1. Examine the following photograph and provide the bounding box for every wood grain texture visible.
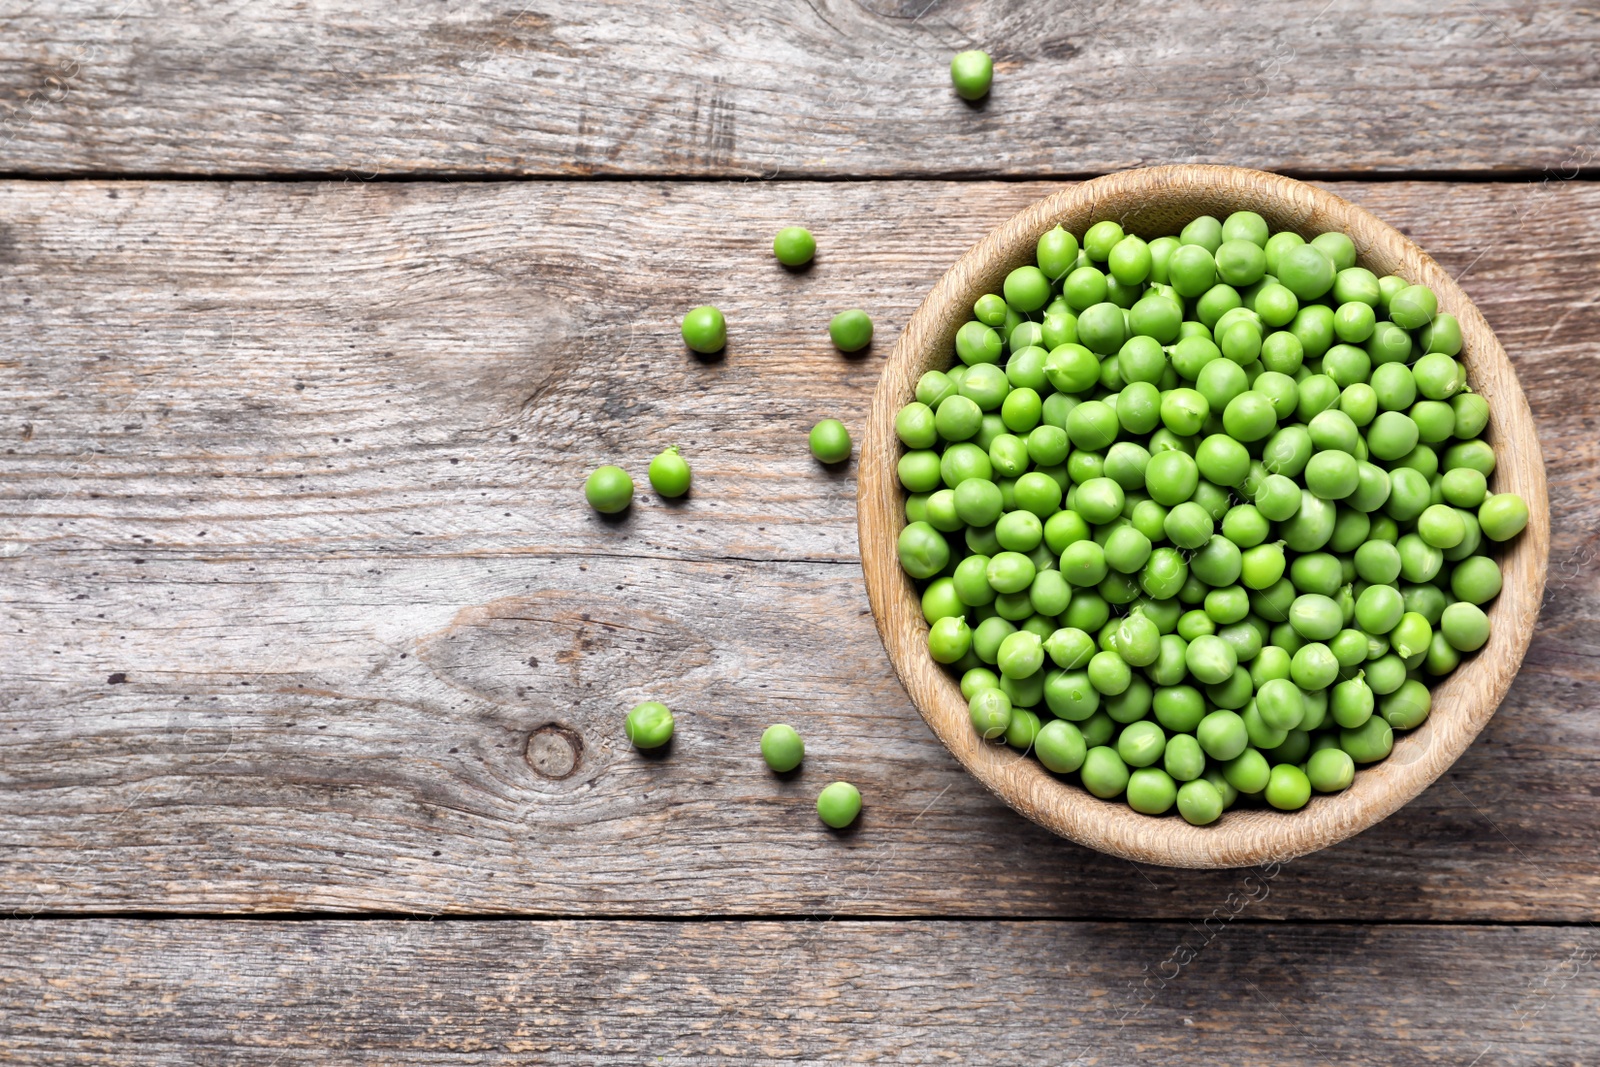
[1,1,1598,177]
[2,919,1598,1064]
[861,165,1549,868]
[1,179,1598,917]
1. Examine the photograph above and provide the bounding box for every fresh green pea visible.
[680,305,726,353]
[1451,556,1503,605]
[761,724,805,772]
[625,701,675,749]
[1087,649,1133,696]
[1081,745,1131,798]
[1307,747,1355,793]
[1380,678,1432,729]
[948,49,994,101]
[585,465,635,514]
[897,521,950,579]
[1265,764,1312,811]
[969,688,1012,740]
[1036,719,1088,773]
[1441,601,1491,652]
[1127,767,1179,814]
[817,781,863,829]
[1390,611,1433,659]
[1341,715,1393,763]
[1176,778,1224,825]
[1222,748,1271,794]
[1479,493,1529,541]
[927,615,972,663]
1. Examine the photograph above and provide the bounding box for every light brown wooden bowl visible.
[859,165,1550,869]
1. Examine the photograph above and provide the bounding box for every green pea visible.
[1341,712,1395,765]
[1265,764,1312,811]
[1290,642,1339,690]
[680,305,727,353]
[1087,649,1133,695]
[960,668,1001,702]
[997,629,1045,679]
[1306,748,1355,793]
[1192,709,1245,763]
[927,616,972,664]
[1390,611,1433,659]
[949,49,993,101]
[1223,748,1271,794]
[1412,352,1465,400]
[1117,720,1167,768]
[1109,234,1154,285]
[1168,244,1218,298]
[1256,677,1306,731]
[1389,284,1438,330]
[897,521,949,579]
[1036,719,1088,774]
[809,419,852,464]
[1322,268,1372,312]
[1452,391,1490,438]
[1162,733,1207,783]
[1031,230,1077,285]
[817,781,863,829]
[1366,321,1413,365]
[1380,678,1432,729]
[921,578,964,624]
[969,688,1012,740]
[625,701,675,749]
[1277,244,1335,301]
[1479,493,1529,541]
[1441,601,1491,652]
[1127,767,1179,814]
[585,465,635,514]
[1177,778,1225,825]
[1451,556,1503,605]
[1005,707,1043,750]
[956,321,1004,366]
[825,308,877,354]
[1331,673,1375,729]
[1371,362,1417,411]
[1081,746,1131,798]
[761,724,805,772]
[1079,711,1117,748]
[1044,669,1100,721]
[772,227,816,267]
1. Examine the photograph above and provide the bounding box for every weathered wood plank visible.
[2,920,1597,1064]
[1,179,1598,918]
[1,1,1597,177]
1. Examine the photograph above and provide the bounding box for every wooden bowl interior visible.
[859,165,1550,869]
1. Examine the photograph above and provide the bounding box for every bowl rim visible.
[857,165,1551,869]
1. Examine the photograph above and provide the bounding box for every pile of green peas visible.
[894,212,1530,825]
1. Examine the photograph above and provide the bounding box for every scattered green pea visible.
[585,465,634,514]
[680,305,726,354]
[809,419,853,464]
[829,309,874,353]
[760,723,805,773]
[625,701,674,749]
[647,446,691,498]
[950,50,993,101]
[816,781,862,829]
[772,226,816,267]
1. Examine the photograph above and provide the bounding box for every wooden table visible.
[2,3,1597,1062]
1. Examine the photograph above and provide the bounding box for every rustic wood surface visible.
[2,1,1598,178]
[2,919,1598,1065]
[861,165,1551,869]
[2,179,1596,919]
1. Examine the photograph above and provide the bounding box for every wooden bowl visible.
[859,165,1550,869]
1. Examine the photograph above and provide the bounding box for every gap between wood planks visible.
[0,168,1598,184]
